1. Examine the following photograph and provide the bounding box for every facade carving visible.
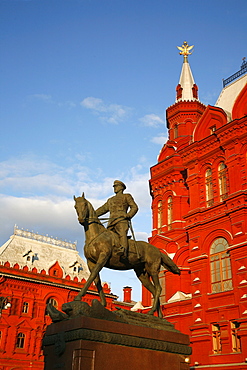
[144,54,247,368]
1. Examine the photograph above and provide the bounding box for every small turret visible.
[165,42,206,149]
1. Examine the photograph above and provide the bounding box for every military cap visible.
[113,180,126,190]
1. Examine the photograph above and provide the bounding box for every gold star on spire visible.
[177,41,194,62]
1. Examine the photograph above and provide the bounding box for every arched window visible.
[47,297,58,307]
[45,297,58,316]
[218,162,228,200]
[205,168,214,206]
[22,302,29,314]
[167,196,173,230]
[210,238,232,293]
[16,332,25,348]
[157,201,162,234]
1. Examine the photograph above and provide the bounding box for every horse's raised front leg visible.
[74,252,109,302]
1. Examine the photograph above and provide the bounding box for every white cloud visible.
[81,97,105,111]
[151,133,168,145]
[139,114,165,127]
[0,155,152,242]
[0,155,152,302]
[81,97,131,124]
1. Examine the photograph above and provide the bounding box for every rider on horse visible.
[95,180,138,259]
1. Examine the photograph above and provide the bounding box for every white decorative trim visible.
[240,280,247,285]
[193,277,200,282]
[14,225,77,250]
[238,266,246,271]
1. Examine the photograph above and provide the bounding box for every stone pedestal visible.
[43,303,191,370]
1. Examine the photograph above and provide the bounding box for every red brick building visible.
[0,226,134,370]
[144,45,247,368]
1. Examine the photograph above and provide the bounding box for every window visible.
[10,298,20,315]
[231,321,241,352]
[16,333,25,349]
[45,298,58,316]
[47,298,58,307]
[45,297,58,315]
[205,168,214,206]
[218,163,228,201]
[157,201,162,234]
[167,196,173,230]
[174,124,178,139]
[210,238,232,293]
[210,125,216,134]
[22,302,29,314]
[212,324,221,354]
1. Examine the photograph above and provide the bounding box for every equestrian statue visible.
[73,180,180,318]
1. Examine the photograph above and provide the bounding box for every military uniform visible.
[95,181,138,257]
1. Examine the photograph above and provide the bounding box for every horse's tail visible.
[161,252,180,275]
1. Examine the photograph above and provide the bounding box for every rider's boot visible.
[122,247,128,260]
[119,234,129,260]
[115,245,125,256]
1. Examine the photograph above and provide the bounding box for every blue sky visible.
[0,0,246,301]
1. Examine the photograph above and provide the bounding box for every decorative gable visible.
[193,105,227,142]
[48,261,63,278]
[158,142,176,162]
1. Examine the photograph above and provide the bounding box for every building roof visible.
[177,59,197,102]
[0,226,90,280]
[215,73,247,121]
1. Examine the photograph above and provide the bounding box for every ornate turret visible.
[164,42,206,152]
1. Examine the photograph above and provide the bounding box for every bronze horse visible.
[73,193,180,317]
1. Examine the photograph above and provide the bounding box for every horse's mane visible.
[86,199,105,228]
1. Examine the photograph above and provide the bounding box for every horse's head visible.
[74,193,88,225]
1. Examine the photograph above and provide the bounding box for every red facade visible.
[145,61,247,368]
[0,240,133,369]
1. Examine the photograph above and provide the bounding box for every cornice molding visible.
[43,327,192,356]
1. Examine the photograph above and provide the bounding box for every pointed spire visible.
[176,41,199,102]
